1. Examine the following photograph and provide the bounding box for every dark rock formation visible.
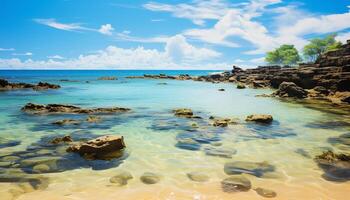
[0,79,60,91]
[50,136,73,144]
[221,175,251,192]
[21,103,131,114]
[273,82,308,98]
[173,108,194,118]
[314,150,350,181]
[224,161,275,177]
[66,135,126,160]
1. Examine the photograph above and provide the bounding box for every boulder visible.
[212,118,238,127]
[254,187,277,198]
[218,88,225,91]
[109,171,133,186]
[140,172,160,184]
[50,135,73,144]
[22,103,131,114]
[173,108,194,118]
[86,115,102,123]
[245,114,273,124]
[221,175,251,192]
[274,82,308,98]
[237,83,246,89]
[187,172,209,182]
[66,135,126,160]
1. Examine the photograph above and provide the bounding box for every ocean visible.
[0,70,349,200]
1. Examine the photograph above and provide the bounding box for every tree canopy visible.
[303,34,342,62]
[265,44,301,66]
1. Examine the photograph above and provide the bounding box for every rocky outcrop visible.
[0,79,60,91]
[66,135,125,160]
[21,103,131,114]
[273,82,308,98]
[173,108,194,118]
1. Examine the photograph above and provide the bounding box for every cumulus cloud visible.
[0,41,225,69]
[99,24,114,35]
[336,32,350,43]
[165,34,221,62]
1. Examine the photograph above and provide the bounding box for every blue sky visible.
[0,0,349,69]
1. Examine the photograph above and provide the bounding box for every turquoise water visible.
[0,70,349,200]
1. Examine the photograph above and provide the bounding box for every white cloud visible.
[98,24,114,35]
[12,52,33,56]
[336,32,350,43]
[0,41,225,69]
[34,18,115,36]
[165,34,221,62]
[144,0,230,26]
[0,48,15,51]
[47,55,65,59]
[34,18,86,31]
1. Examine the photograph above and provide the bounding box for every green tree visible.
[265,44,301,66]
[303,34,342,62]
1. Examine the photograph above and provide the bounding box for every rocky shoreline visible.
[0,79,60,91]
[126,40,350,105]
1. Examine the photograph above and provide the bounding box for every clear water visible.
[0,70,349,200]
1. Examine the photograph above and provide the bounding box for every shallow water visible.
[0,70,349,200]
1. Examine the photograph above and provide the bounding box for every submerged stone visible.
[0,138,21,148]
[314,151,350,182]
[221,175,251,192]
[140,172,160,184]
[254,187,277,198]
[50,135,73,145]
[109,171,133,186]
[32,164,51,173]
[245,114,273,124]
[175,138,201,151]
[86,115,102,123]
[187,172,209,182]
[224,161,275,177]
[52,119,80,126]
[295,148,311,158]
[204,147,236,158]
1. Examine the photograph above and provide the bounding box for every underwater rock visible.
[52,119,80,126]
[97,76,117,80]
[245,114,273,124]
[50,135,73,145]
[0,138,21,148]
[157,82,168,85]
[204,147,236,158]
[140,172,160,184]
[109,171,133,186]
[19,156,61,168]
[22,103,131,114]
[224,161,275,177]
[66,135,126,160]
[173,108,194,118]
[187,172,209,182]
[0,174,49,190]
[218,88,225,91]
[328,133,350,148]
[221,175,251,192]
[212,118,238,127]
[254,187,277,198]
[86,115,102,123]
[273,82,308,98]
[237,83,246,89]
[175,138,201,151]
[295,148,312,158]
[32,164,51,173]
[314,150,350,181]
[1,156,20,162]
